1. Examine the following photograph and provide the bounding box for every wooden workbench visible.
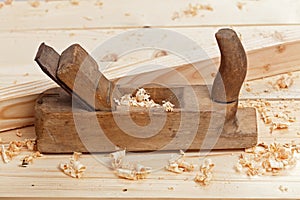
[0,0,300,199]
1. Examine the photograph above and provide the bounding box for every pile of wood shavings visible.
[270,74,294,90]
[1,139,36,163]
[110,150,152,180]
[239,99,295,133]
[194,159,215,186]
[59,152,86,178]
[236,142,299,176]
[21,151,43,167]
[114,88,174,112]
[165,156,195,174]
[165,152,215,186]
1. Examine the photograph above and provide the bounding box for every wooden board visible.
[1,25,300,132]
[35,87,257,153]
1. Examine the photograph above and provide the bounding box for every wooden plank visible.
[0,142,299,199]
[0,0,299,31]
[110,37,300,86]
[0,80,56,132]
[1,99,300,199]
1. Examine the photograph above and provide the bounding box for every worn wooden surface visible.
[35,87,257,153]
[0,0,300,199]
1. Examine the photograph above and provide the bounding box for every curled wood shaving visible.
[1,145,9,164]
[166,162,184,174]
[28,0,40,7]
[16,130,22,137]
[20,151,43,167]
[194,159,214,186]
[152,50,168,58]
[69,0,79,5]
[4,0,13,5]
[239,99,295,133]
[183,3,213,16]
[115,88,174,112]
[162,101,175,112]
[236,142,298,176]
[272,75,294,90]
[110,150,152,180]
[171,3,213,20]
[279,185,288,192]
[100,53,118,62]
[115,164,151,180]
[1,139,36,163]
[110,149,126,169]
[59,152,86,178]
[165,153,195,173]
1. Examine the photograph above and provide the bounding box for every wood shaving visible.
[166,155,195,173]
[279,185,288,192]
[162,101,175,112]
[110,149,126,169]
[69,0,79,5]
[183,3,213,16]
[239,99,295,133]
[1,145,9,164]
[16,130,22,137]
[171,12,180,20]
[95,0,103,7]
[59,152,86,178]
[152,50,168,58]
[4,0,13,5]
[28,0,40,7]
[100,53,118,62]
[236,142,298,176]
[115,88,174,112]
[115,164,151,180]
[194,159,214,186]
[20,151,43,167]
[1,139,36,163]
[110,150,152,180]
[237,2,246,10]
[172,3,213,19]
[272,75,294,90]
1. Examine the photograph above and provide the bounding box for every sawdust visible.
[270,75,294,90]
[171,3,213,20]
[236,142,299,176]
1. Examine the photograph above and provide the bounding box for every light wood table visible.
[0,0,300,199]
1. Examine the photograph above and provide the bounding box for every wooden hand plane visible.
[34,28,257,153]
